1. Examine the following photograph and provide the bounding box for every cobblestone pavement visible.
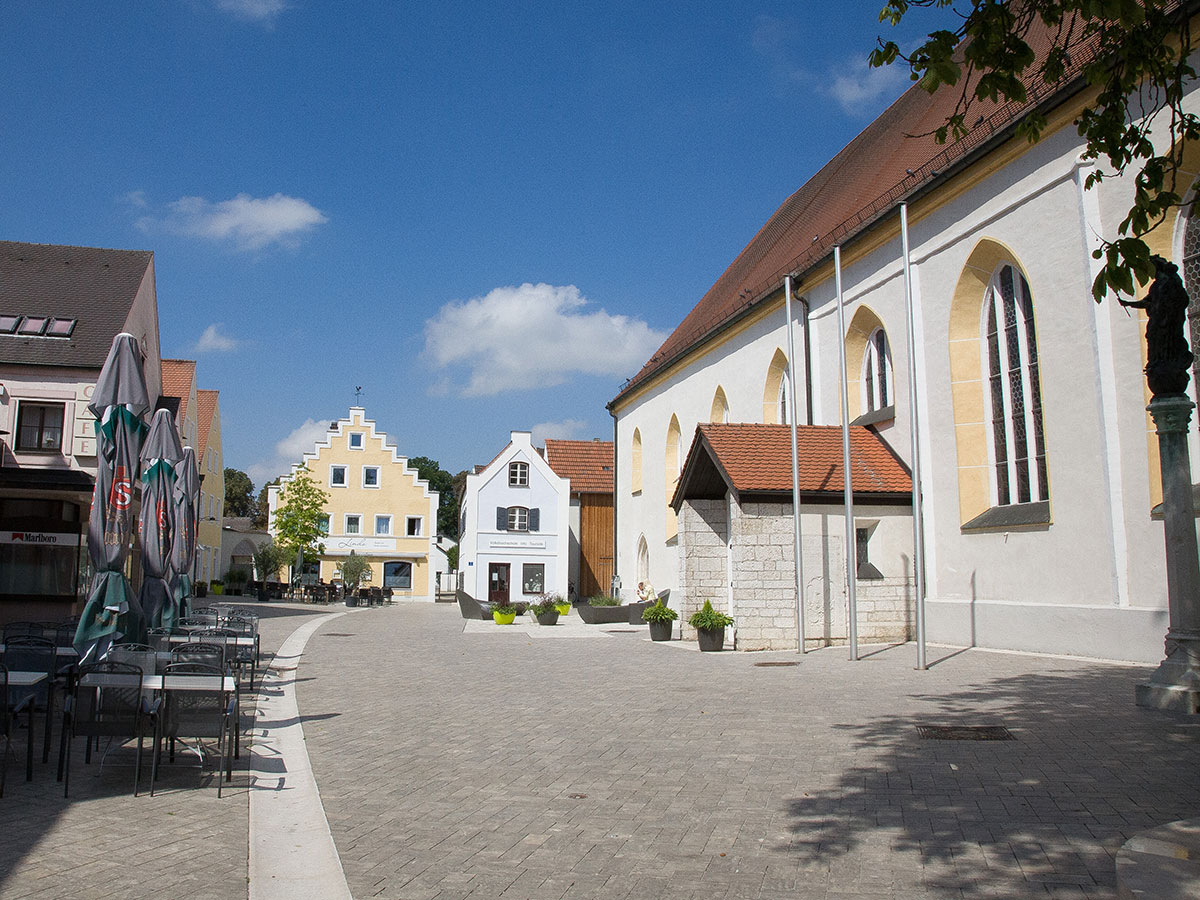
[297,604,1200,900]
[0,601,331,900]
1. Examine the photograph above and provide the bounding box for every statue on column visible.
[1120,256,1193,398]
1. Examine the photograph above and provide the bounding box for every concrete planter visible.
[535,610,560,626]
[697,626,725,652]
[648,620,673,641]
[577,603,628,625]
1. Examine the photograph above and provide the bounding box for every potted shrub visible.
[253,542,288,602]
[337,552,372,608]
[549,594,570,616]
[530,597,560,626]
[224,567,249,596]
[211,579,224,596]
[194,581,208,599]
[492,603,517,625]
[642,599,678,641]
[688,600,733,651]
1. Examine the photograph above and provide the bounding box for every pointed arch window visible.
[710,386,729,424]
[862,328,892,414]
[631,428,643,494]
[983,264,1048,506]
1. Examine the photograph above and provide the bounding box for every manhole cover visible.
[754,661,800,667]
[917,725,1015,741]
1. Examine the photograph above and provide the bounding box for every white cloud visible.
[193,323,240,354]
[245,417,334,484]
[531,419,592,447]
[138,192,327,251]
[827,60,911,116]
[215,0,288,25]
[751,15,911,117]
[423,283,668,398]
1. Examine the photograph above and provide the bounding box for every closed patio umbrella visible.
[139,409,184,630]
[74,333,151,662]
[170,446,199,620]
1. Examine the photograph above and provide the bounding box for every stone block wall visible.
[679,497,914,651]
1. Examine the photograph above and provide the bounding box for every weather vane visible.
[354,385,363,402]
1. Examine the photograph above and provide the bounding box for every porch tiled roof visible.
[544,439,614,494]
[695,424,911,496]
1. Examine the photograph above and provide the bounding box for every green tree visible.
[272,466,329,566]
[408,455,461,539]
[224,467,256,517]
[871,0,1200,299]
[336,551,372,593]
[446,544,459,572]
[253,479,277,529]
[252,541,288,582]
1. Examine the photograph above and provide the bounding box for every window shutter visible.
[528,508,540,532]
[496,507,507,530]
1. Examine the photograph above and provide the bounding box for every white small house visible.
[459,431,570,605]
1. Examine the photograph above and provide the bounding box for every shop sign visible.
[1,531,81,546]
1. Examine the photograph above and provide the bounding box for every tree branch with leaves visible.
[871,0,1200,299]
[272,465,330,566]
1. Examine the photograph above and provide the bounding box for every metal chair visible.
[147,628,173,653]
[1,636,57,781]
[0,664,10,797]
[169,642,226,673]
[62,661,153,797]
[153,663,235,797]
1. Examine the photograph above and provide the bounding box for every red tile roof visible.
[683,424,911,500]
[196,389,219,458]
[613,17,1102,405]
[544,439,614,494]
[161,359,196,419]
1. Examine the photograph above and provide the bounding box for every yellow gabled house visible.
[268,407,439,600]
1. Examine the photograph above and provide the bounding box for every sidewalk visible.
[1,602,1198,899]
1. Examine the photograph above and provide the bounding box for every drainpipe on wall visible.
[800,296,814,425]
[609,404,619,601]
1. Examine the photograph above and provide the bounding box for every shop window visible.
[16,402,64,452]
[523,563,545,594]
[384,561,412,589]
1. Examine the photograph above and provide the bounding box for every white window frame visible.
[330,465,347,488]
[405,515,423,537]
[348,432,365,450]
[980,263,1048,508]
[508,461,529,487]
[507,506,528,532]
[344,513,362,535]
[375,514,392,536]
[861,327,893,414]
[778,371,790,425]
[362,466,381,489]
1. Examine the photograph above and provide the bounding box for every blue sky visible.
[0,1,950,485]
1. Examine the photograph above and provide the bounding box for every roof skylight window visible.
[17,316,47,336]
[46,317,76,337]
[0,315,18,334]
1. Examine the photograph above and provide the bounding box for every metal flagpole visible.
[785,275,806,653]
[834,247,859,661]
[900,203,927,670]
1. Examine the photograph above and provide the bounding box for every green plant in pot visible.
[530,596,561,626]
[688,600,733,651]
[492,602,517,625]
[545,593,570,616]
[642,599,678,641]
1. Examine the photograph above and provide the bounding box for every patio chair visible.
[147,628,173,653]
[179,614,218,631]
[170,642,226,673]
[153,663,235,797]
[1,636,57,781]
[62,661,154,798]
[3,621,46,641]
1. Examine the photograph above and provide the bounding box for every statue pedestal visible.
[1138,394,1200,713]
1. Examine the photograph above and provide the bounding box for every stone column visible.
[1136,394,1200,712]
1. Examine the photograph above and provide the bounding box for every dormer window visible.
[17,316,47,336]
[509,461,528,487]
